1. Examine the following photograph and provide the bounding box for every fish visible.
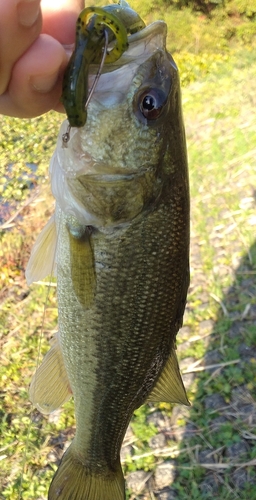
[26,5,190,500]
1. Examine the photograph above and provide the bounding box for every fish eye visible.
[138,88,167,120]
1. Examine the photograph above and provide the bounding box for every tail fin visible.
[48,443,125,500]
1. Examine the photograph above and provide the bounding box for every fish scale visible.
[56,181,189,472]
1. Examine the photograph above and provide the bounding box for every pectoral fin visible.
[68,227,96,308]
[25,213,57,285]
[147,348,190,406]
[29,333,72,415]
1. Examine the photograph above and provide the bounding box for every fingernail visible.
[63,44,75,59]
[18,0,40,27]
[31,73,59,93]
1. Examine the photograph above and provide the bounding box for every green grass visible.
[1,3,256,499]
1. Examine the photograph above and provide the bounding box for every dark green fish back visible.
[89,189,189,467]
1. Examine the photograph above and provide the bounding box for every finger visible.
[41,0,84,44]
[0,34,67,118]
[0,0,42,94]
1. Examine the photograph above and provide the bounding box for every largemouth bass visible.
[26,8,190,500]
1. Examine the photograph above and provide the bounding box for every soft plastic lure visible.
[61,4,145,129]
[62,7,128,128]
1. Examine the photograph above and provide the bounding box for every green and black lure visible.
[61,3,145,128]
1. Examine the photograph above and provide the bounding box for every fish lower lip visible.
[83,168,152,182]
[85,173,137,181]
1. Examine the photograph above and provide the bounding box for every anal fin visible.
[29,333,72,414]
[147,348,190,406]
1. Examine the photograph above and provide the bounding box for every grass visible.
[1,3,256,499]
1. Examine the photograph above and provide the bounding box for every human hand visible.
[0,0,84,118]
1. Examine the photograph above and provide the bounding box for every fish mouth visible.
[127,19,167,44]
[98,20,168,73]
[87,20,169,111]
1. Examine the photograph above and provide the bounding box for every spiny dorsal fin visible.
[147,348,190,406]
[26,213,57,285]
[29,333,72,415]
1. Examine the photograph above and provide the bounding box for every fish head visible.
[51,21,187,227]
